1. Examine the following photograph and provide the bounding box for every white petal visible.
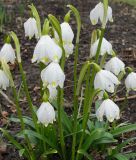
[41,62,65,88]
[105,57,125,75]
[37,102,55,126]
[47,85,57,101]
[90,38,112,57]
[90,2,113,25]
[94,70,120,94]
[32,35,62,64]
[0,70,9,90]
[24,18,39,39]
[125,72,136,91]
[0,43,16,64]
[96,99,120,122]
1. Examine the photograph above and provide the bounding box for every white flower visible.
[41,62,65,88]
[94,70,120,93]
[32,35,62,64]
[96,99,120,122]
[105,57,125,75]
[63,43,74,57]
[90,38,112,58]
[0,70,9,90]
[24,18,39,39]
[37,102,55,127]
[61,22,74,43]
[47,85,57,101]
[125,72,136,91]
[55,22,74,57]
[0,43,16,64]
[90,2,113,25]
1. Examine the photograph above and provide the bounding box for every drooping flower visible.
[96,99,120,122]
[125,72,136,91]
[90,2,113,25]
[55,22,74,57]
[0,69,9,90]
[0,43,16,64]
[94,70,120,93]
[90,38,112,58]
[105,57,125,75]
[47,85,57,101]
[37,102,56,127]
[41,62,65,88]
[24,17,39,39]
[32,35,62,64]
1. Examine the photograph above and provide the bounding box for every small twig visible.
[115,95,136,102]
[0,90,16,107]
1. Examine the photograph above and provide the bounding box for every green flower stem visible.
[68,5,81,160]
[113,71,125,100]
[18,62,38,132]
[57,45,66,160]
[12,86,24,130]
[95,28,105,63]
[100,53,107,68]
[12,83,35,160]
[76,28,105,160]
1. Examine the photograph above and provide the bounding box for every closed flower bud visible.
[41,62,65,88]
[105,57,125,75]
[96,99,120,122]
[0,43,16,64]
[24,18,39,39]
[0,69,9,90]
[90,38,112,58]
[94,70,120,93]
[32,35,62,64]
[125,72,136,91]
[90,2,113,25]
[37,102,55,127]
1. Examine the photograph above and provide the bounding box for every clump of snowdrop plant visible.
[0,1,136,160]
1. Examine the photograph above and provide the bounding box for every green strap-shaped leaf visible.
[113,153,128,160]
[21,129,58,150]
[77,149,93,160]
[125,153,136,159]
[114,137,136,153]
[0,128,23,150]
[111,124,136,136]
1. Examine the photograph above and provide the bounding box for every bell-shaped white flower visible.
[32,35,62,64]
[90,2,113,25]
[96,99,120,122]
[41,62,65,88]
[24,17,39,39]
[0,69,9,90]
[0,43,16,64]
[94,70,120,93]
[47,85,57,101]
[125,72,136,91]
[90,38,112,57]
[55,22,74,57]
[37,102,55,127]
[61,22,74,43]
[105,57,125,75]
[63,43,74,57]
